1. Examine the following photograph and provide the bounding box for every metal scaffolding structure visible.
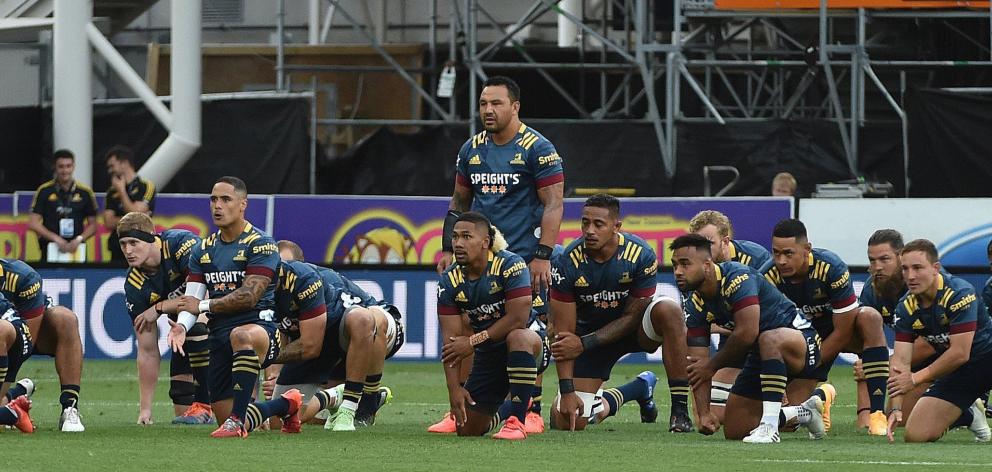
[276,0,992,195]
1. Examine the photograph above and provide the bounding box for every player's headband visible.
[117,229,156,243]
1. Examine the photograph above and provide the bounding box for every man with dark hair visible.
[29,149,98,262]
[166,176,302,438]
[437,211,546,440]
[117,211,212,425]
[432,75,564,434]
[887,239,992,442]
[0,257,87,431]
[549,195,692,433]
[672,234,825,443]
[265,245,402,431]
[763,218,888,436]
[689,209,772,422]
[104,146,157,262]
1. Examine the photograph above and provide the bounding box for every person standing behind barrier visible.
[771,172,797,197]
[28,149,98,262]
[103,146,157,263]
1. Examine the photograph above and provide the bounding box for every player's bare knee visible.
[504,327,536,351]
[651,299,683,330]
[904,425,942,443]
[228,326,254,350]
[757,330,784,358]
[346,308,375,341]
[48,306,79,335]
[856,307,886,342]
[723,422,749,440]
[0,320,14,348]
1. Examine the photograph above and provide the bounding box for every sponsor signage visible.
[799,198,992,268]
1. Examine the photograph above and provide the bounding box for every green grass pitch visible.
[4,359,991,471]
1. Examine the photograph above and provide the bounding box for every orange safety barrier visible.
[715,1,990,9]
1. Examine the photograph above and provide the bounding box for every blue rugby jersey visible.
[0,259,47,320]
[983,276,992,319]
[550,233,657,336]
[437,250,532,353]
[729,239,771,270]
[685,261,808,340]
[454,123,564,261]
[187,221,280,330]
[859,275,907,327]
[314,266,380,322]
[894,272,992,358]
[274,260,328,341]
[762,248,859,336]
[124,230,200,319]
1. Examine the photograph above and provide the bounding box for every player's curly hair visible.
[491,226,508,253]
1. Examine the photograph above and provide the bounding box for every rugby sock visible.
[169,379,195,406]
[530,385,543,414]
[486,410,508,434]
[813,386,827,402]
[506,351,537,422]
[60,384,80,410]
[314,388,342,411]
[341,380,363,412]
[230,350,260,420]
[186,337,211,405]
[861,347,889,413]
[780,405,812,425]
[952,406,975,428]
[356,373,383,418]
[603,376,651,417]
[668,379,691,413]
[0,356,7,397]
[0,405,16,425]
[760,359,787,428]
[244,397,291,432]
[4,382,27,402]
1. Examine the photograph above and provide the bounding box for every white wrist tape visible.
[177,312,197,332]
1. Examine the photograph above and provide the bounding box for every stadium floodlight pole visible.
[475,3,589,117]
[53,0,92,186]
[319,2,337,44]
[633,0,672,178]
[328,0,451,120]
[819,0,855,177]
[136,0,202,188]
[276,0,285,92]
[87,24,172,130]
[308,0,320,45]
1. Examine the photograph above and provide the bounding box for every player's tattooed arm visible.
[580,297,650,350]
[273,340,305,364]
[450,180,473,212]
[272,315,325,363]
[208,274,270,314]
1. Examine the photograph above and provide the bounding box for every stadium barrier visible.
[712,1,991,9]
[0,193,792,265]
[799,198,992,268]
[34,267,990,360]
